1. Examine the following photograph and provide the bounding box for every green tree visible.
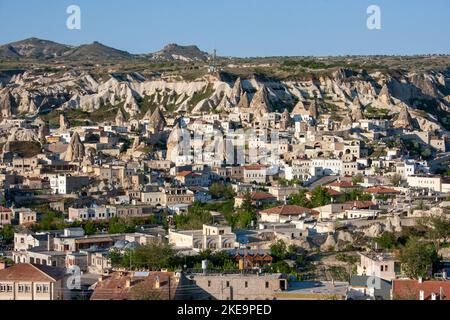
[375,232,397,250]
[126,241,175,270]
[310,187,332,208]
[0,224,14,244]
[290,189,311,207]
[173,202,213,230]
[237,211,254,229]
[224,212,239,230]
[270,240,288,260]
[209,183,236,200]
[83,220,97,236]
[420,215,450,252]
[108,249,124,268]
[400,238,438,280]
[238,191,257,228]
[108,217,136,234]
[33,208,67,232]
[241,191,255,214]
[346,189,372,202]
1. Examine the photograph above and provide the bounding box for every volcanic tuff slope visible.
[0,65,449,133]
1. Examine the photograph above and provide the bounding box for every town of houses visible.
[1,65,450,302]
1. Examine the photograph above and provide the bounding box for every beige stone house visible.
[186,272,288,300]
[0,263,68,300]
[169,224,237,251]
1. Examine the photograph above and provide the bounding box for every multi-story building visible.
[185,272,288,300]
[243,165,268,184]
[357,252,402,281]
[169,224,237,251]
[49,174,90,195]
[406,175,450,193]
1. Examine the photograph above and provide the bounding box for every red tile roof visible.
[90,271,180,300]
[365,186,401,194]
[344,200,376,209]
[176,170,193,178]
[260,205,319,216]
[0,206,11,213]
[324,188,344,197]
[236,192,277,201]
[328,181,354,188]
[0,263,66,282]
[392,280,450,300]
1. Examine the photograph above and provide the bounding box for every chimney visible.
[47,234,53,251]
[431,292,437,301]
[418,277,423,284]
[174,272,181,284]
[0,262,6,270]
[154,275,160,289]
[419,290,425,301]
[125,278,131,288]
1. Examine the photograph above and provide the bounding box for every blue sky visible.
[0,0,449,57]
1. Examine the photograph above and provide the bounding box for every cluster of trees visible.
[173,202,213,230]
[400,238,439,280]
[0,224,14,244]
[402,139,433,160]
[30,204,160,236]
[31,206,74,232]
[109,240,175,270]
[290,187,372,209]
[375,215,450,280]
[223,191,257,230]
[267,240,311,275]
[109,243,239,271]
[209,183,235,200]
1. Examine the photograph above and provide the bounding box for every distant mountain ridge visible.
[0,38,210,62]
[148,43,210,62]
[0,38,72,59]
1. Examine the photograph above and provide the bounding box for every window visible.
[36,284,49,294]
[18,284,31,293]
[245,282,248,288]
[208,280,211,287]
[226,281,230,288]
[385,265,388,272]
[265,282,269,289]
[380,266,384,272]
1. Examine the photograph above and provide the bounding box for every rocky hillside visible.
[0,38,72,59]
[62,41,134,61]
[0,65,449,132]
[0,38,209,62]
[148,43,210,62]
